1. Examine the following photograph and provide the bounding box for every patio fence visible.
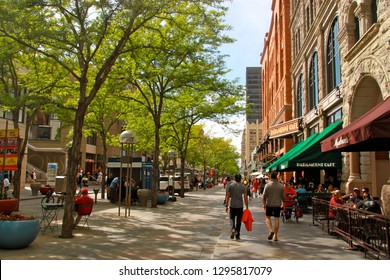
[312,198,390,260]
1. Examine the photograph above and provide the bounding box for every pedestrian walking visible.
[223,176,231,205]
[2,174,10,194]
[225,174,249,241]
[262,172,285,241]
[31,169,37,182]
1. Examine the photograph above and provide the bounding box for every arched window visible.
[326,17,341,94]
[309,52,319,110]
[297,74,304,118]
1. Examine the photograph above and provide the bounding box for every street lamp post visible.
[167,150,178,196]
[118,130,136,217]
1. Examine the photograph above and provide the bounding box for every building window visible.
[326,17,341,94]
[309,52,319,110]
[306,6,310,31]
[327,109,343,125]
[310,0,315,21]
[37,126,51,140]
[371,0,377,24]
[87,134,97,146]
[297,74,304,118]
[309,124,319,136]
[354,16,360,42]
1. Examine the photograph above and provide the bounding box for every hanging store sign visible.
[269,119,300,139]
[0,129,19,171]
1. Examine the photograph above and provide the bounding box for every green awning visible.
[265,120,342,172]
[265,133,318,173]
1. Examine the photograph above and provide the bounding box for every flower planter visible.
[157,193,169,205]
[137,189,150,207]
[39,186,54,195]
[0,219,40,249]
[0,199,18,215]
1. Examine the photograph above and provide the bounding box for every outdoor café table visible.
[40,202,63,233]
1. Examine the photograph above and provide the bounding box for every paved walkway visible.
[1,185,367,260]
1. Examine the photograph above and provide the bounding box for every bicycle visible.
[41,189,65,204]
[282,199,302,223]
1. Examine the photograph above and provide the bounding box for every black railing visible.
[312,198,390,260]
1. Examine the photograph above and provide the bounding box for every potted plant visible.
[0,191,18,215]
[157,191,169,205]
[0,214,40,249]
[39,185,54,195]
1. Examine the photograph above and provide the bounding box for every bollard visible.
[93,188,100,204]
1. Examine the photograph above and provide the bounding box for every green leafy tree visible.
[1,0,219,237]
[83,82,133,198]
[0,37,63,207]
[163,82,244,197]
[118,2,239,206]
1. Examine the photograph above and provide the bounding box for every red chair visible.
[74,201,93,229]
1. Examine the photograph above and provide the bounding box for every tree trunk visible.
[180,155,185,198]
[61,105,87,238]
[151,131,160,208]
[100,131,108,199]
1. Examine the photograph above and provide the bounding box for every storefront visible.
[265,120,342,185]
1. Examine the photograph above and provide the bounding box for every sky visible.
[203,0,273,152]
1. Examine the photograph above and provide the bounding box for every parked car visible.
[159,175,190,195]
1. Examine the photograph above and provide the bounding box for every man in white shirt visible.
[3,174,10,193]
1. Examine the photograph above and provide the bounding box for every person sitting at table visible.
[73,188,94,227]
[283,182,297,221]
[342,188,363,207]
[326,184,336,193]
[357,190,381,214]
[295,184,308,209]
[314,183,325,193]
[329,190,344,219]
[109,176,119,203]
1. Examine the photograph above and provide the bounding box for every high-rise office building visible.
[241,67,262,174]
[246,67,262,123]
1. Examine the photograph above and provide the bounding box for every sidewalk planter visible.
[0,199,18,215]
[39,185,54,195]
[137,189,150,207]
[0,219,40,249]
[157,193,169,205]
[30,183,41,196]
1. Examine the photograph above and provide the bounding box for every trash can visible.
[30,183,41,196]
[55,176,67,193]
[137,189,150,207]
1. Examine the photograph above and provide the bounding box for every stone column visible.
[355,2,371,35]
[381,180,390,216]
[345,152,363,193]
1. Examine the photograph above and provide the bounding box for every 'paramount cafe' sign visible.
[269,119,301,139]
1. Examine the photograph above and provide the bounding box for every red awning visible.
[321,97,390,152]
